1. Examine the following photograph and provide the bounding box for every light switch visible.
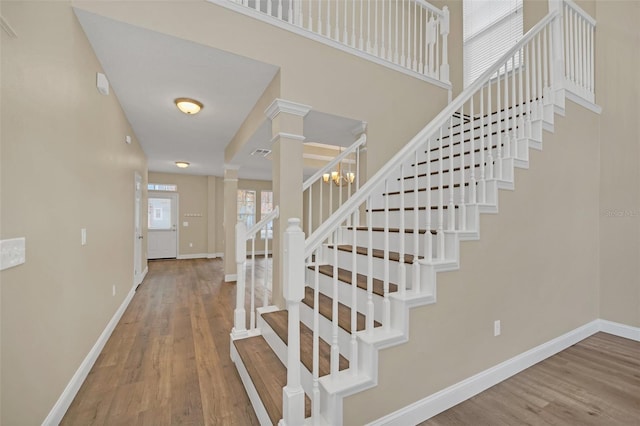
[183,222,189,227]
[0,237,26,271]
[81,228,87,246]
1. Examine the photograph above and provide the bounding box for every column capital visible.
[265,98,312,121]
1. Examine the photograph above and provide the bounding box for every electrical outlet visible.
[189,242,193,248]
[0,237,26,271]
[81,228,87,246]
[112,285,116,296]
[494,320,501,337]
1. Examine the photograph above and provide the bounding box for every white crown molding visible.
[224,163,241,170]
[42,286,137,425]
[270,132,306,144]
[265,98,312,120]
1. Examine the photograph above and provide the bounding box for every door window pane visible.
[148,198,172,230]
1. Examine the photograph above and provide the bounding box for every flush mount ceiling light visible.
[175,161,190,169]
[174,98,203,115]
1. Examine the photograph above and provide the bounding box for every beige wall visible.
[148,172,211,257]
[345,100,602,425]
[596,0,640,327]
[225,72,281,164]
[0,2,148,424]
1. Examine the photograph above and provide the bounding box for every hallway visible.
[61,259,259,425]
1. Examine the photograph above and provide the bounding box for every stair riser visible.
[305,268,386,323]
[341,228,436,259]
[369,209,454,231]
[299,301,354,360]
[380,187,473,210]
[257,313,339,403]
[323,246,415,289]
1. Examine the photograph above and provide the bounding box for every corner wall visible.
[0,2,147,424]
[596,0,640,328]
[344,100,601,425]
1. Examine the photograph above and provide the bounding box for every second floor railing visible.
[303,133,366,237]
[223,0,450,85]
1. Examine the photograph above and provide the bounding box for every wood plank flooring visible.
[61,259,259,426]
[422,332,640,426]
[61,258,640,426]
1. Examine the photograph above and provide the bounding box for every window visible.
[148,198,172,230]
[237,190,256,229]
[260,191,274,239]
[148,183,177,191]
[463,0,523,87]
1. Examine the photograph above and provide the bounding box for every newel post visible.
[279,218,305,426]
[232,221,248,339]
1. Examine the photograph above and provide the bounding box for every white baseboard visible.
[42,285,136,426]
[134,265,148,287]
[225,274,238,282]
[177,253,209,260]
[368,320,603,426]
[599,319,640,342]
[207,252,224,259]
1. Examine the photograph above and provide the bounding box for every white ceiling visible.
[74,9,364,180]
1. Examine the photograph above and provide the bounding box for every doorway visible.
[147,192,178,259]
[134,172,144,284]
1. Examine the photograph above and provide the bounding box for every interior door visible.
[134,172,144,283]
[147,192,178,259]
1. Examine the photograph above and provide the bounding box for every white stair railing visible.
[220,0,450,84]
[561,0,596,103]
[291,8,596,422]
[232,206,279,338]
[303,134,366,237]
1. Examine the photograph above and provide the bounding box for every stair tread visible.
[330,244,420,264]
[262,310,349,377]
[233,335,311,424]
[368,205,459,212]
[384,182,470,196]
[302,286,381,333]
[309,264,399,296]
[347,226,437,235]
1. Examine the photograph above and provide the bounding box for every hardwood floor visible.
[423,332,640,426]
[61,259,259,426]
[62,258,640,426]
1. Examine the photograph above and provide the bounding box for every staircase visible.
[228,1,598,424]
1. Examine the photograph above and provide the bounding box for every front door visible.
[147,192,178,259]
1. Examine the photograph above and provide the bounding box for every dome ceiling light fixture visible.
[175,161,190,169]
[174,97,203,115]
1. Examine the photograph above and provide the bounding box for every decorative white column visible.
[265,98,311,309]
[223,165,239,282]
[278,218,305,426]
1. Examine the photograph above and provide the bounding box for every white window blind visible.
[463,0,523,87]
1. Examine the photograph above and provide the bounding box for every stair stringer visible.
[311,116,560,425]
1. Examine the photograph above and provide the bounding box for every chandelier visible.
[322,167,355,186]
